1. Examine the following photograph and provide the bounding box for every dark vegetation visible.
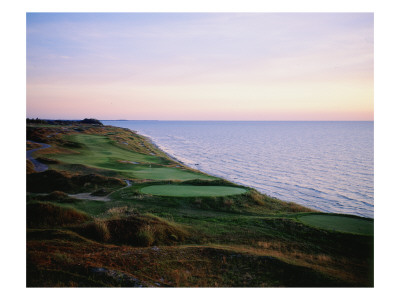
[27,170,125,193]
[27,117,103,126]
[26,159,35,174]
[26,122,374,287]
[77,213,188,246]
[80,118,103,125]
[27,191,81,203]
[27,202,90,227]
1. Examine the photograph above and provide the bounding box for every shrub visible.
[27,202,90,228]
[106,206,138,217]
[136,225,155,246]
[223,199,234,208]
[36,157,59,164]
[80,219,110,242]
[27,191,80,204]
[78,213,188,247]
[80,118,103,125]
[26,170,125,193]
[249,190,266,206]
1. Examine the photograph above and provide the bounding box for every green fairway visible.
[132,167,212,180]
[140,184,247,197]
[298,214,373,235]
[46,134,213,180]
[48,134,162,164]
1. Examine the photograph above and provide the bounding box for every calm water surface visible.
[103,121,374,218]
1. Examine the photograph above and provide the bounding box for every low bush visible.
[26,170,125,193]
[32,191,79,203]
[77,213,188,247]
[248,190,266,206]
[27,202,90,228]
[80,219,110,242]
[36,157,60,164]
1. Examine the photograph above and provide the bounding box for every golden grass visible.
[169,242,365,286]
[27,141,43,150]
[37,146,79,155]
[249,190,266,206]
[80,219,111,242]
[253,241,364,285]
[106,206,138,216]
[27,202,90,228]
[284,201,316,213]
[27,159,36,174]
[27,232,369,287]
[77,213,189,247]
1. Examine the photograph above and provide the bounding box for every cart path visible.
[68,180,132,202]
[26,140,51,172]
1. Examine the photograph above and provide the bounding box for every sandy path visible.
[26,140,51,172]
[68,180,132,202]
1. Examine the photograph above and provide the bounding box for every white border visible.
[1,0,400,298]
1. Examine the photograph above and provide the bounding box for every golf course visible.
[26,120,374,287]
[140,185,247,197]
[44,134,215,181]
[298,214,374,235]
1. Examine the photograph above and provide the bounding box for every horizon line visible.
[28,118,374,122]
[101,119,374,122]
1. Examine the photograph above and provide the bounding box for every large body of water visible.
[103,121,374,218]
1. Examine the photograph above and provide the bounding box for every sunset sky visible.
[26,13,374,121]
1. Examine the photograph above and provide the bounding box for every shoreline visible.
[131,129,190,167]
[108,123,373,219]
[117,126,369,218]
[140,130,283,198]
[120,127,216,179]
[29,120,372,219]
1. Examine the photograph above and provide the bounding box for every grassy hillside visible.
[42,133,214,181]
[26,123,373,287]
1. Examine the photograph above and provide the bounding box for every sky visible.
[26,13,374,120]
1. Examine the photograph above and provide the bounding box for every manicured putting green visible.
[140,185,247,197]
[298,214,373,235]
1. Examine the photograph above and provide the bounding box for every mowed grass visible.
[132,167,212,180]
[298,214,373,235]
[140,185,247,197]
[45,134,213,181]
[49,134,163,164]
